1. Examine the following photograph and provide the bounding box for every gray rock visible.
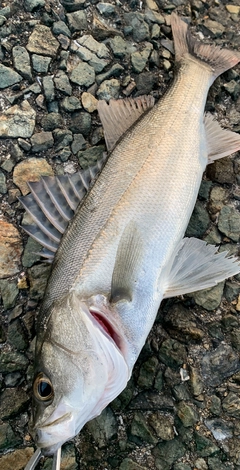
[203,19,225,37]
[42,75,55,101]
[52,20,71,37]
[207,157,235,184]
[224,280,240,302]
[70,111,91,136]
[59,50,70,69]
[58,147,71,161]
[30,131,54,152]
[135,71,158,94]
[53,129,73,150]
[0,100,36,138]
[71,133,86,154]
[54,70,72,95]
[191,282,224,311]
[201,343,240,387]
[12,46,32,80]
[32,54,52,73]
[75,34,109,59]
[0,350,28,373]
[41,112,64,131]
[108,36,132,58]
[144,9,165,25]
[152,438,186,469]
[27,24,59,56]
[208,457,232,470]
[138,356,159,388]
[130,411,158,444]
[86,407,117,448]
[174,464,192,470]
[22,237,41,267]
[61,96,82,113]
[177,401,199,427]
[148,412,175,440]
[131,42,153,73]
[1,156,15,172]
[24,0,45,11]
[0,6,11,17]
[70,62,95,87]
[96,63,124,84]
[185,200,210,237]
[28,263,51,300]
[0,422,21,451]
[0,171,7,193]
[158,338,187,369]
[0,388,29,420]
[77,145,105,169]
[124,12,150,42]
[205,418,233,441]
[194,431,220,457]
[0,279,18,309]
[97,78,120,100]
[97,2,116,17]
[222,392,240,418]
[67,10,87,32]
[0,64,22,89]
[8,319,28,351]
[119,459,147,470]
[163,304,205,342]
[218,206,240,242]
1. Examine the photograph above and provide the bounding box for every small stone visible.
[177,401,199,427]
[97,2,116,16]
[1,156,15,172]
[194,431,220,457]
[201,343,240,387]
[24,0,45,11]
[0,171,7,193]
[75,34,109,59]
[96,63,124,85]
[131,42,153,73]
[8,318,28,350]
[30,131,54,152]
[32,54,51,73]
[148,412,175,440]
[0,64,22,89]
[86,407,117,448]
[58,34,70,50]
[77,145,105,169]
[71,133,87,154]
[0,350,28,373]
[130,411,158,444]
[67,10,87,32]
[205,418,233,441]
[218,206,240,242]
[81,92,98,112]
[207,157,235,184]
[41,112,64,131]
[145,0,159,10]
[97,78,120,101]
[119,459,147,470]
[0,279,18,309]
[69,111,91,136]
[28,263,51,300]
[0,100,36,138]
[124,12,150,42]
[53,129,73,150]
[42,75,55,101]
[191,282,225,311]
[203,19,225,37]
[152,439,186,469]
[54,70,72,95]
[61,96,82,112]
[224,281,240,303]
[0,387,29,419]
[52,20,71,37]
[209,186,227,214]
[12,46,32,80]
[163,304,205,342]
[138,356,159,388]
[135,71,158,95]
[0,220,23,277]
[27,24,59,56]
[108,36,131,58]
[22,237,41,267]
[226,5,240,15]
[0,448,34,470]
[185,201,210,237]
[58,147,71,161]
[13,157,53,195]
[222,392,240,418]
[209,395,221,416]
[144,9,165,25]
[0,422,21,451]
[158,339,187,369]
[190,367,204,396]
[70,62,95,87]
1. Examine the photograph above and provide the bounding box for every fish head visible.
[30,291,129,455]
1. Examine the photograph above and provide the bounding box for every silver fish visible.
[20,13,240,456]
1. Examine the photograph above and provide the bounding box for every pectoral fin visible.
[205,113,240,163]
[164,237,240,298]
[111,222,143,303]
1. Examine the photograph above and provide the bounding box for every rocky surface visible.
[0,1,240,470]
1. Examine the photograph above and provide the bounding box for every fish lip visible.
[38,412,72,430]
[89,307,123,351]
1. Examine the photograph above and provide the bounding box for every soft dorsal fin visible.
[163,237,240,298]
[19,159,106,262]
[205,113,240,163]
[98,95,155,153]
[111,221,143,303]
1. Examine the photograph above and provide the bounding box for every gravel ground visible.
[0,1,240,469]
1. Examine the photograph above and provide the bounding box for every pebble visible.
[0,64,22,89]
[12,46,32,80]
[0,220,23,277]
[226,5,240,15]
[158,338,187,369]
[28,263,51,300]
[42,75,55,101]
[0,387,29,419]
[201,343,240,387]
[61,95,82,112]
[0,279,18,309]
[222,392,240,418]
[191,282,224,311]
[185,201,210,238]
[54,70,72,95]
[81,92,98,112]
[25,0,45,11]
[22,237,41,267]
[66,10,87,32]
[152,438,186,469]
[30,131,54,152]
[71,133,87,154]
[96,78,120,100]
[119,459,147,470]
[69,111,91,136]
[124,12,150,42]
[32,54,52,73]
[177,401,199,427]
[218,206,240,242]
[148,412,175,440]
[41,112,64,131]
[0,448,34,470]
[0,171,7,193]
[97,2,116,17]
[27,24,59,56]
[86,407,117,448]
[203,19,225,37]
[130,411,158,444]
[52,20,71,37]
[13,157,53,195]
[131,42,153,73]
[0,100,36,138]
[70,62,95,87]
[108,36,132,58]
[77,145,105,169]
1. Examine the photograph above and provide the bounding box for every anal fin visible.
[164,237,240,298]
[205,113,240,163]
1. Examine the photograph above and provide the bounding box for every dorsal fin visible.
[98,95,155,152]
[19,160,106,262]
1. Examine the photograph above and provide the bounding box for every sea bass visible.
[20,13,240,455]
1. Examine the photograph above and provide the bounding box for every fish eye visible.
[33,373,54,402]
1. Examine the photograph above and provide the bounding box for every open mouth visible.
[89,308,122,351]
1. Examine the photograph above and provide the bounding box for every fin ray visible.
[205,113,240,162]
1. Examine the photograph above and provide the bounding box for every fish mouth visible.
[39,412,72,429]
[89,308,122,351]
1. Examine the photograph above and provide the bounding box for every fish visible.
[20,12,240,457]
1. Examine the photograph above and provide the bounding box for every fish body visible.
[20,13,240,455]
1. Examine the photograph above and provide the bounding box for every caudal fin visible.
[171,13,240,81]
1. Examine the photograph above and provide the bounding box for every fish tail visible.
[171,13,240,81]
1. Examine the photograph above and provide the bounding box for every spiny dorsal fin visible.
[98,95,155,153]
[19,160,106,262]
[111,221,143,303]
[204,113,240,163]
[163,237,240,298]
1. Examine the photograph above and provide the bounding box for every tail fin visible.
[171,13,240,81]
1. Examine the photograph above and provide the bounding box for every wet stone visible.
[27,24,59,56]
[185,201,210,238]
[86,407,117,448]
[218,206,240,242]
[71,133,87,154]
[67,10,87,32]
[97,78,120,100]
[152,438,186,469]
[191,282,224,311]
[69,111,91,136]
[0,279,18,309]
[0,64,22,89]
[43,75,55,101]
[13,157,53,195]
[130,411,158,444]
[8,319,28,351]
[0,171,7,193]
[61,96,81,112]
[32,54,51,73]
[0,387,29,419]
[177,401,199,427]
[0,422,21,451]
[194,431,220,457]
[222,392,240,418]
[0,350,28,373]
[12,46,32,80]
[201,343,240,387]
[158,338,187,369]
[70,62,95,87]
[148,412,175,440]
[0,101,36,138]
[0,220,23,277]
[28,263,51,300]
[138,356,159,388]
[0,447,34,470]
[77,145,105,168]
[30,131,54,152]
[124,12,150,42]
[41,112,64,131]
[54,70,72,95]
